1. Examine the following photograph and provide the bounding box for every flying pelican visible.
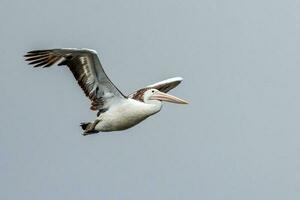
[24,48,188,135]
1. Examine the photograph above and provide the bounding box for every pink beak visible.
[150,91,189,104]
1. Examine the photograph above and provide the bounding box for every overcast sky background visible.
[1,0,300,199]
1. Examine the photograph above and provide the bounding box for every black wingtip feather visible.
[33,61,49,68]
[28,58,48,65]
[25,55,48,61]
[27,50,50,54]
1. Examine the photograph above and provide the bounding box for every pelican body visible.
[95,98,161,131]
[24,48,188,135]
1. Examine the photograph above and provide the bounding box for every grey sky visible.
[1,0,300,199]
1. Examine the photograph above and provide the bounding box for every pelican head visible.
[143,89,188,104]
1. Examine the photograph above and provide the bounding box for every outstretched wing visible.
[128,77,183,100]
[145,77,183,92]
[24,48,126,111]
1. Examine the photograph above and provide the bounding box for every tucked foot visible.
[80,122,90,130]
[82,130,99,136]
[80,120,101,136]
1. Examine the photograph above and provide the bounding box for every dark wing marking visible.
[128,77,183,102]
[24,48,126,110]
[129,88,148,102]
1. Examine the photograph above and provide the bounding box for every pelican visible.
[24,48,188,135]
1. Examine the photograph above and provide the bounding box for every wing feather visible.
[24,48,125,111]
[146,77,183,92]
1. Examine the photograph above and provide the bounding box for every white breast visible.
[95,99,162,131]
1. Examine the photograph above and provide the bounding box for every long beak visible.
[150,91,189,104]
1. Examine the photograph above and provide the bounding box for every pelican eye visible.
[152,90,155,93]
